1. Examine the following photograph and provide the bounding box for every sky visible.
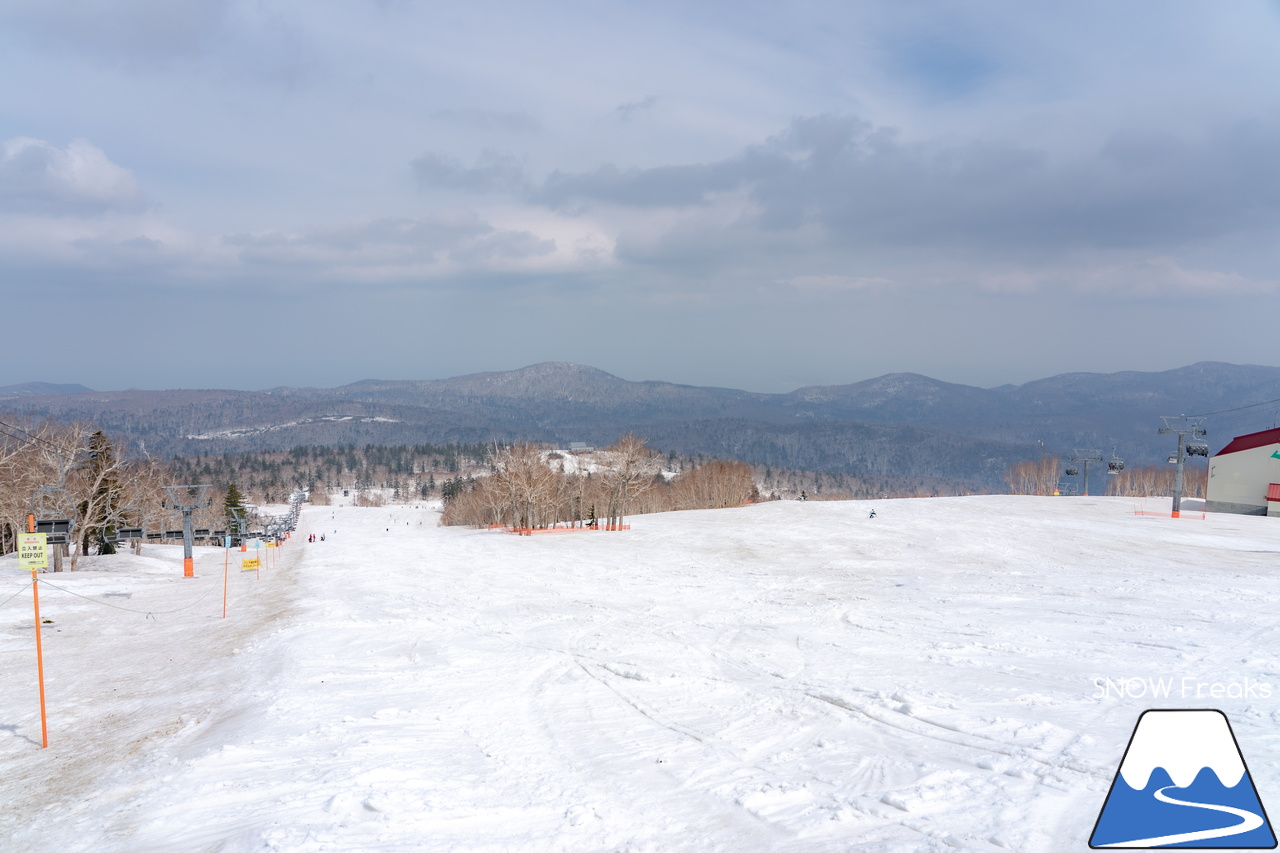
[2,1,1280,393]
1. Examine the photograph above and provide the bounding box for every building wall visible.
[1205,499,1268,516]
[1206,443,1280,512]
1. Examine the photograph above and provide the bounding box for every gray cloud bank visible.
[224,213,555,272]
[533,114,1280,258]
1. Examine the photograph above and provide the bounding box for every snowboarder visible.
[799,490,807,501]
[869,509,877,518]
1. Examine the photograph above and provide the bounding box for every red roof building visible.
[1207,427,1280,516]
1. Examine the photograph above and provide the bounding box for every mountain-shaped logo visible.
[1090,709,1276,848]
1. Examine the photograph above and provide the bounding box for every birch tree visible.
[602,434,657,529]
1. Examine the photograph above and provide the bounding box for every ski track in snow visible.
[0,496,1278,851]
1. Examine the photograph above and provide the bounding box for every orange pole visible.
[183,556,194,578]
[31,569,48,748]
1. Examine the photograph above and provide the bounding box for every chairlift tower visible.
[1069,450,1105,496]
[163,485,211,577]
[1158,416,1207,518]
[228,505,249,552]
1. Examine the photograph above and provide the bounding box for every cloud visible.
[528,112,1280,266]
[0,137,144,215]
[224,211,558,280]
[776,274,893,292]
[614,96,658,122]
[413,150,526,193]
[432,109,542,134]
[1,0,230,64]
[976,257,1279,298]
[536,160,750,209]
[450,230,555,263]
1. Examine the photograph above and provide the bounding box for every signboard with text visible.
[18,533,47,570]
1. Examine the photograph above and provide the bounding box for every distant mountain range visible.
[0,382,95,397]
[2,361,1276,489]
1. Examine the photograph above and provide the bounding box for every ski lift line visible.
[0,418,72,454]
[0,419,58,449]
[1187,397,1280,418]
[34,577,221,616]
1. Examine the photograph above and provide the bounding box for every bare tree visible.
[1002,455,1060,495]
[672,460,755,509]
[68,430,129,569]
[601,434,658,529]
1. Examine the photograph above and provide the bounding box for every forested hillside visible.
[3,361,1272,491]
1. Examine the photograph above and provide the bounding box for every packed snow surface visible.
[2,496,1280,852]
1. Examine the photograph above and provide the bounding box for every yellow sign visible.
[18,533,47,570]
[241,558,261,571]
[265,542,276,549]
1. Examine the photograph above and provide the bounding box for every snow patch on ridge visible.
[186,415,400,439]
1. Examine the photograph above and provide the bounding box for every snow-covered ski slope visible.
[2,496,1279,852]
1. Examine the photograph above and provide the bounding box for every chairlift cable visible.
[0,418,72,453]
[1187,397,1280,418]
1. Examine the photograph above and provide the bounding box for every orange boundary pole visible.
[31,569,48,748]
